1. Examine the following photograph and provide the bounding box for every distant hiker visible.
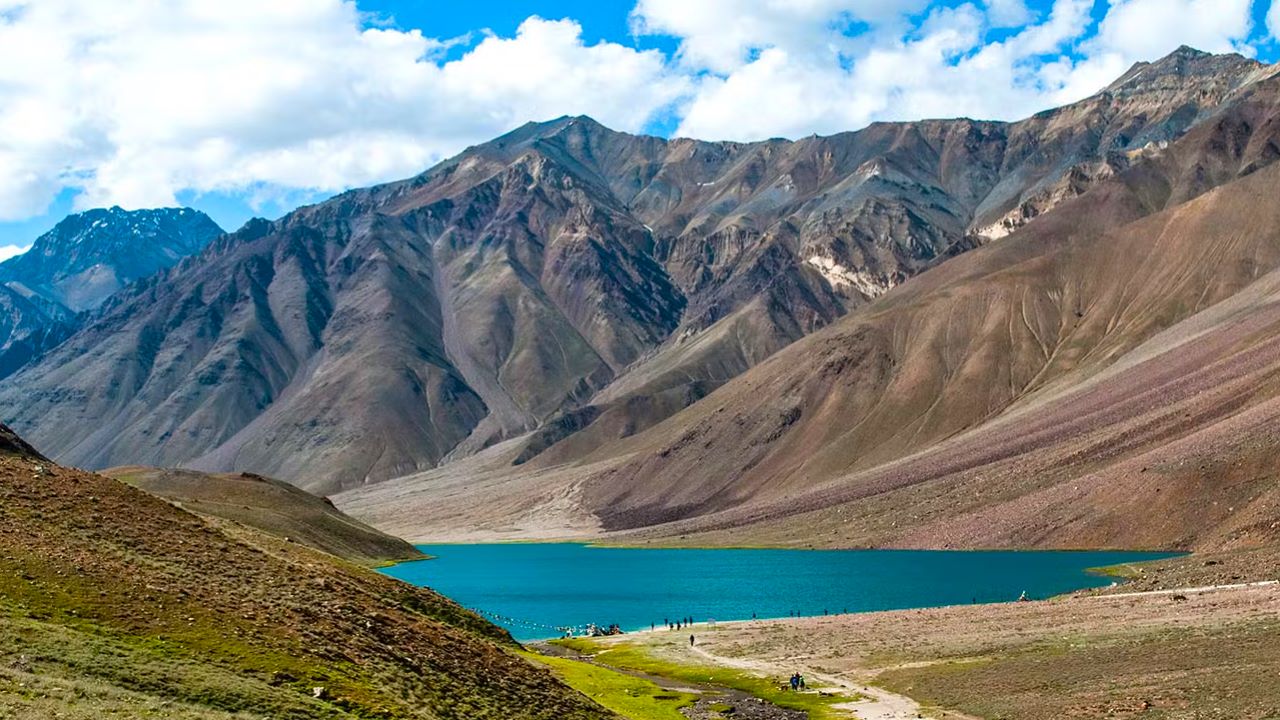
[689,634,695,647]
[790,673,800,691]
[798,674,806,690]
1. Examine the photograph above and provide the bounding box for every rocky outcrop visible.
[0,421,44,460]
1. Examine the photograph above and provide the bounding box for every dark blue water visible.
[380,543,1178,640]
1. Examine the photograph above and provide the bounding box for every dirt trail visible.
[1089,578,1278,599]
[684,642,928,720]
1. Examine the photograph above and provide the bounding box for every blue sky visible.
[1,0,1279,253]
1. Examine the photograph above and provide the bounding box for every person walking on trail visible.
[789,673,800,691]
[689,634,695,647]
[798,674,806,690]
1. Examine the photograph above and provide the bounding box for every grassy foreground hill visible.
[105,466,425,567]
[0,425,613,719]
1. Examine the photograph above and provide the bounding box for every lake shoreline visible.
[578,573,1280,718]
[380,542,1181,642]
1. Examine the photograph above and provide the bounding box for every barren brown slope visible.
[0,425,613,720]
[622,582,1280,719]
[105,465,425,566]
[2,49,1267,495]
[339,68,1280,548]
[575,89,1280,549]
[498,47,1275,467]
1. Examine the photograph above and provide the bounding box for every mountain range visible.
[0,206,222,379]
[4,46,1280,553]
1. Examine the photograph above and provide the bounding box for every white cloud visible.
[986,0,1032,27]
[0,1,687,220]
[0,244,30,263]
[1092,0,1254,60]
[1271,0,1280,40]
[1051,0,1257,109]
[649,0,1260,142]
[673,0,1097,140]
[630,0,930,73]
[0,0,1267,222]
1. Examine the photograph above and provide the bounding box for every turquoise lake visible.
[380,543,1179,641]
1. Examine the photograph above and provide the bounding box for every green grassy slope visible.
[0,429,614,720]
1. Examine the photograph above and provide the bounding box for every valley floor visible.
[549,550,1280,720]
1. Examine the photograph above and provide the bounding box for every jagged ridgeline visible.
[2,47,1268,501]
[342,46,1280,552]
[0,207,223,379]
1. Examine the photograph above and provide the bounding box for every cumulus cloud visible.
[630,0,930,73]
[670,0,1091,140]
[985,0,1033,27]
[1092,0,1254,59]
[638,0,1262,142]
[0,0,687,220]
[0,245,30,263]
[0,0,1269,223]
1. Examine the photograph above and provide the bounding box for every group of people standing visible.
[788,672,807,691]
[662,616,695,631]
[582,623,624,637]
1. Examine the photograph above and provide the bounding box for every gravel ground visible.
[637,579,1280,719]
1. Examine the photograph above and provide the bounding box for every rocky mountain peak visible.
[0,206,223,313]
[19,205,220,263]
[1107,44,1265,94]
[0,206,225,382]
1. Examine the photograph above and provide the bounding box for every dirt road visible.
[683,643,926,720]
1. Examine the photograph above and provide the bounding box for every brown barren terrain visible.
[588,574,1280,719]
[341,69,1280,558]
[105,465,425,566]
